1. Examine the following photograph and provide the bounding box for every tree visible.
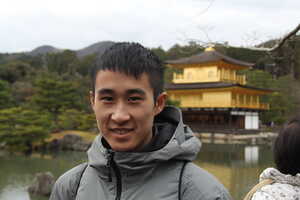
[243,69,274,89]
[0,61,33,83]
[57,109,97,131]
[11,81,34,105]
[0,80,14,109]
[166,42,204,60]
[186,23,300,80]
[30,75,84,116]
[271,76,300,120]
[46,50,79,75]
[17,54,45,69]
[151,46,168,61]
[0,107,52,151]
[245,69,299,124]
[77,54,97,76]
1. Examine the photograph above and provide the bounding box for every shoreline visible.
[195,132,278,145]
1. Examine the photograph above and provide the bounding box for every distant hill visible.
[28,45,62,56]
[0,41,116,65]
[76,41,115,58]
[24,41,114,58]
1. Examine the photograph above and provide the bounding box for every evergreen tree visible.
[77,54,97,76]
[0,107,52,151]
[46,50,79,75]
[0,61,33,83]
[0,80,14,109]
[30,75,83,116]
[244,69,299,124]
[57,109,96,131]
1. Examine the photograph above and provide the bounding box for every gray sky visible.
[0,0,299,53]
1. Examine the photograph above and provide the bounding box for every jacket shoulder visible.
[49,162,88,200]
[251,190,276,200]
[252,182,299,200]
[181,163,232,200]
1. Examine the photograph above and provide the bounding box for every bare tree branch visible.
[194,0,215,17]
[239,23,300,52]
[270,23,300,52]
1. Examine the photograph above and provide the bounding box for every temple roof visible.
[166,49,254,68]
[165,82,273,93]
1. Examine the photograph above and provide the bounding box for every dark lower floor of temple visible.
[181,109,262,134]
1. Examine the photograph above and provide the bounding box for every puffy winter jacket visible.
[50,106,232,200]
[251,168,300,200]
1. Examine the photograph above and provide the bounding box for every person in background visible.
[50,42,231,200]
[244,117,300,200]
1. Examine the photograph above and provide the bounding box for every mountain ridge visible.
[24,41,115,58]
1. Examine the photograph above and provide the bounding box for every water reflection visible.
[0,185,30,200]
[0,144,273,200]
[0,151,86,200]
[197,143,273,199]
[244,146,259,164]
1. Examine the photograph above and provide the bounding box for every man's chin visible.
[111,145,136,152]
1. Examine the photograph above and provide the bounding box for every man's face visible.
[90,70,166,152]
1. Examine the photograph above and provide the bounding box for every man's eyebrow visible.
[126,89,146,96]
[97,89,114,95]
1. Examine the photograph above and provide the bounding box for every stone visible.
[72,140,91,151]
[61,134,83,150]
[47,139,62,151]
[45,133,92,151]
[28,172,55,196]
[0,142,6,149]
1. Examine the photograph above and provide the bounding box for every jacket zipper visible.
[107,150,122,200]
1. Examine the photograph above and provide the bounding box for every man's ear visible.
[154,92,167,115]
[90,91,95,109]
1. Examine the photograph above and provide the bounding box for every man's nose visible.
[111,104,130,124]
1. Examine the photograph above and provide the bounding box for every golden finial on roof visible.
[205,46,215,51]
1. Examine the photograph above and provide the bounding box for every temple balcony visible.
[172,73,246,84]
[177,99,269,110]
[231,99,269,110]
[220,75,246,85]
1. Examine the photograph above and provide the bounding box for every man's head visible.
[91,42,165,101]
[90,42,166,152]
[273,117,300,176]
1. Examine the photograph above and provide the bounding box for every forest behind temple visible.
[1,37,300,151]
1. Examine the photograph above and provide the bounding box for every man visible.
[50,42,232,200]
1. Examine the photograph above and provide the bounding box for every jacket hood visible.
[87,106,201,171]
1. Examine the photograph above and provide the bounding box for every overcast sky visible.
[0,0,299,53]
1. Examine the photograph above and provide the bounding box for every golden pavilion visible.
[165,47,272,131]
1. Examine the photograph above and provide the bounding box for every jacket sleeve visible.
[49,176,74,200]
[181,163,232,200]
[49,163,87,200]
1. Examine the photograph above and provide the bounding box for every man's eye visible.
[128,96,142,102]
[100,97,114,102]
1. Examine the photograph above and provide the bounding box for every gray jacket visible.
[50,106,232,200]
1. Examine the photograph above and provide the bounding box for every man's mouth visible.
[110,128,134,135]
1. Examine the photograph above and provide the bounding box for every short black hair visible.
[91,42,165,100]
[273,117,300,176]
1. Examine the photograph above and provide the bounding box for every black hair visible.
[91,42,165,100]
[273,117,300,176]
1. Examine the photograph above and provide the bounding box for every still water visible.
[0,143,273,200]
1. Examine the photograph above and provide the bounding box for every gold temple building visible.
[165,47,272,131]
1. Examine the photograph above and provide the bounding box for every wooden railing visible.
[236,75,246,85]
[219,75,246,85]
[231,100,269,110]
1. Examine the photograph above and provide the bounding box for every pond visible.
[0,143,273,200]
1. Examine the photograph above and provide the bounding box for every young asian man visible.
[50,42,232,200]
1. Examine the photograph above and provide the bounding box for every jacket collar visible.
[87,106,201,172]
